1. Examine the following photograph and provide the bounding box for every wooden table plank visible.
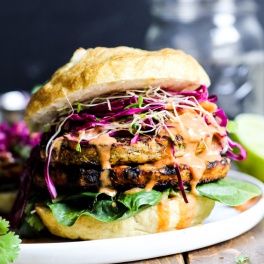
[129,254,185,264]
[187,218,264,263]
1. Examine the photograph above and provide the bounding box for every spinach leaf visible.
[197,178,262,206]
[47,177,262,227]
[48,190,162,226]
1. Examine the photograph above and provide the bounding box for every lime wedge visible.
[231,113,264,181]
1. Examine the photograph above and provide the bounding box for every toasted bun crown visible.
[25,46,210,131]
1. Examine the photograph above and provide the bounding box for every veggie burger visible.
[12,47,261,239]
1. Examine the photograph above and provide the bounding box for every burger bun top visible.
[25,46,210,131]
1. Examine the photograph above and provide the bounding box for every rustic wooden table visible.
[130,218,264,264]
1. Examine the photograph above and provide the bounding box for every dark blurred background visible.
[0,0,263,93]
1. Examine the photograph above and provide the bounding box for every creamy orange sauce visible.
[151,140,175,169]
[234,196,261,212]
[98,170,117,197]
[145,178,158,191]
[200,100,218,113]
[81,106,226,196]
[65,127,103,143]
[157,200,170,232]
[176,194,197,229]
[138,141,174,192]
[89,133,117,169]
[177,152,205,194]
[89,133,117,195]
[83,127,103,140]
[156,109,226,193]
[99,186,117,197]
[124,188,143,195]
[122,108,227,194]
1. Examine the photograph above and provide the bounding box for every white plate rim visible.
[15,170,264,264]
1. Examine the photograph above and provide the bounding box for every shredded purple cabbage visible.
[73,121,110,132]
[108,130,132,137]
[9,146,39,228]
[143,118,155,127]
[208,94,218,103]
[40,85,245,203]
[44,143,58,199]
[172,143,175,156]
[165,85,208,102]
[214,109,228,127]
[130,134,139,144]
[89,99,127,114]
[174,163,188,203]
[103,106,164,122]
[0,121,41,225]
[70,113,97,121]
[226,139,247,161]
[129,96,138,104]
[0,121,41,154]
[171,145,188,203]
[61,113,110,132]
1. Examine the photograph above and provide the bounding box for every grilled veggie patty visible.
[33,157,230,192]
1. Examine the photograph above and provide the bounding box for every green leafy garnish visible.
[197,178,262,206]
[0,217,9,235]
[48,190,162,226]
[77,102,82,113]
[125,95,144,109]
[25,202,45,231]
[235,255,250,263]
[72,102,82,113]
[22,177,261,235]
[138,95,143,107]
[0,217,21,264]
[75,142,82,152]
[44,177,262,227]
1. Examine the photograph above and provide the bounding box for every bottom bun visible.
[0,191,17,214]
[35,194,215,240]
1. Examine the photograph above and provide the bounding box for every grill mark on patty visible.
[33,157,230,192]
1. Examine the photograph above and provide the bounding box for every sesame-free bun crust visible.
[25,46,210,131]
[35,195,214,240]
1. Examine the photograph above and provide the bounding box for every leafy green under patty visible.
[196,177,262,206]
[41,178,262,227]
[48,189,163,226]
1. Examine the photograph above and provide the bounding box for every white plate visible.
[14,170,264,264]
